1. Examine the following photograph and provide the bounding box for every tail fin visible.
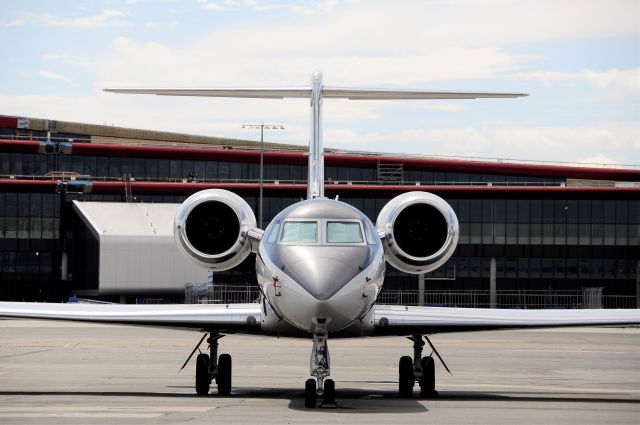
[105,73,527,200]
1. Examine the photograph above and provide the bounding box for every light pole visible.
[242,123,285,229]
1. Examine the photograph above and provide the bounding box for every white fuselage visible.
[256,198,385,333]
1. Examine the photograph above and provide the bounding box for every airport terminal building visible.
[0,115,638,307]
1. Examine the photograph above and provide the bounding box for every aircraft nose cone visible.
[286,256,360,300]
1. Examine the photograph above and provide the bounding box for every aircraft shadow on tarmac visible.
[1,387,638,414]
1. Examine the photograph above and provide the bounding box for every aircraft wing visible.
[0,302,261,332]
[373,305,640,335]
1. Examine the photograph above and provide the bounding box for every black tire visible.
[323,379,335,405]
[419,356,436,398]
[398,355,414,398]
[216,353,232,395]
[195,353,211,395]
[305,378,316,408]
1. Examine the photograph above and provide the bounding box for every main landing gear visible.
[399,334,449,398]
[193,333,232,396]
[305,321,336,408]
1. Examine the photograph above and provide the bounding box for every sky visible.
[0,0,638,167]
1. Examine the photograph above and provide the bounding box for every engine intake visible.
[175,189,257,270]
[376,192,458,274]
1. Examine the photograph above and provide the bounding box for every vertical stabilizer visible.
[308,71,324,199]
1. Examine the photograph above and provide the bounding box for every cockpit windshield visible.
[327,221,364,243]
[281,221,318,243]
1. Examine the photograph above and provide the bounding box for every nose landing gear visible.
[305,322,336,408]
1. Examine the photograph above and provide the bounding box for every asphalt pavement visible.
[0,318,638,424]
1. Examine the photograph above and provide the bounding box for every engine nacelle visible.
[174,189,257,270]
[376,192,458,274]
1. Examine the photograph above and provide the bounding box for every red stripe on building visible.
[0,179,58,192]
[0,140,40,153]
[0,117,18,129]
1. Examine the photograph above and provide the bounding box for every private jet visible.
[1,72,638,408]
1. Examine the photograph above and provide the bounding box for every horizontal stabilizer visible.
[104,87,527,100]
[104,87,311,99]
[323,87,528,100]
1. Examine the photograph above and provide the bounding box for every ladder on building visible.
[124,174,133,202]
[377,161,404,183]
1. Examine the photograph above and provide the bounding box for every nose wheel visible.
[304,378,316,408]
[305,322,336,408]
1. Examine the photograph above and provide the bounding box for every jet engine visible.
[376,192,459,274]
[174,189,257,270]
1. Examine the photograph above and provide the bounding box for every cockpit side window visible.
[281,221,318,243]
[265,220,281,244]
[327,221,364,243]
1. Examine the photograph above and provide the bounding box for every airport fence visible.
[376,289,636,309]
[185,284,637,309]
[185,282,261,304]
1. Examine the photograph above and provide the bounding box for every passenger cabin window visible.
[327,221,363,243]
[281,221,318,243]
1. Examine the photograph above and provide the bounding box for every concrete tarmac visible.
[0,318,639,424]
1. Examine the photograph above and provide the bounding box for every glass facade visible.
[0,140,637,301]
[0,151,564,186]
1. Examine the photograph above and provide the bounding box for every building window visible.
[506,223,517,245]
[517,223,529,245]
[530,223,542,245]
[482,223,493,244]
[603,224,615,245]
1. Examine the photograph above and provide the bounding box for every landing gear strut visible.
[194,333,233,396]
[305,321,336,408]
[398,334,437,398]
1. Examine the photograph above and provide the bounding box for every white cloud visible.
[42,53,67,61]
[252,0,340,16]
[20,9,130,28]
[41,53,91,67]
[0,18,25,28]
[86,0,638,89]
[197,0,233,12]
[323,124,640,166]
[38,70,75,85]
[575,153,621,167]
[519,68,640,98]
[196,0,338,15]
[94,36,525,89]
[145,21,178,28]
[414,103,469,113]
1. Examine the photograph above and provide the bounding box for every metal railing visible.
[378,289,636,309]
[0,173,570,188]
[185,282,261,304]
[185,284,637,309]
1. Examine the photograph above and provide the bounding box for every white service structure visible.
[72,201,207,295]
